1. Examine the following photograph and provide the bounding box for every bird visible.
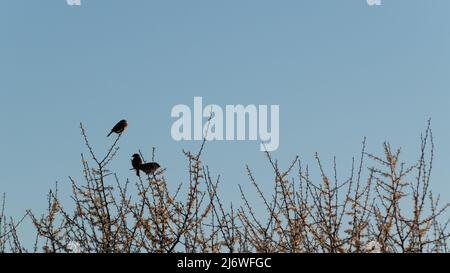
[131,154,143,177]
[107,119,128,137]
[139,162,161,175]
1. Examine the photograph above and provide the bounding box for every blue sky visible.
[1,0,450,244]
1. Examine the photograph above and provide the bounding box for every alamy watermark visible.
[171,97,280,152]
[367,0,382,6]
[66,0,81,6]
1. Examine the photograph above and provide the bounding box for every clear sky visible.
[1,0,450,244]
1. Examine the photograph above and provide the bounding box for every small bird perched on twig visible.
[139,162,161,175]
[131,153,161,177]
[107,119,128,137]
[131,154,143,177]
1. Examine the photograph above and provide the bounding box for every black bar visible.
[0,253,446,272]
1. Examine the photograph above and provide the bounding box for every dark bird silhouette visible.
[131,154,143,177]
[107,119,128,137]
[139,162,161,175]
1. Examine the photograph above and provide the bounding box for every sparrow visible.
[139,162,161,175]
[107,119,128,137]
[131,154,143,177]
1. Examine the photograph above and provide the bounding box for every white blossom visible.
[67,241,82,253]
[365,240,382,253]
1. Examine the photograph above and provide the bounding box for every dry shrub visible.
[1,121,448,253]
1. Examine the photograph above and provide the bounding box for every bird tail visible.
[136,169,140,177]
[107,131,112,137]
